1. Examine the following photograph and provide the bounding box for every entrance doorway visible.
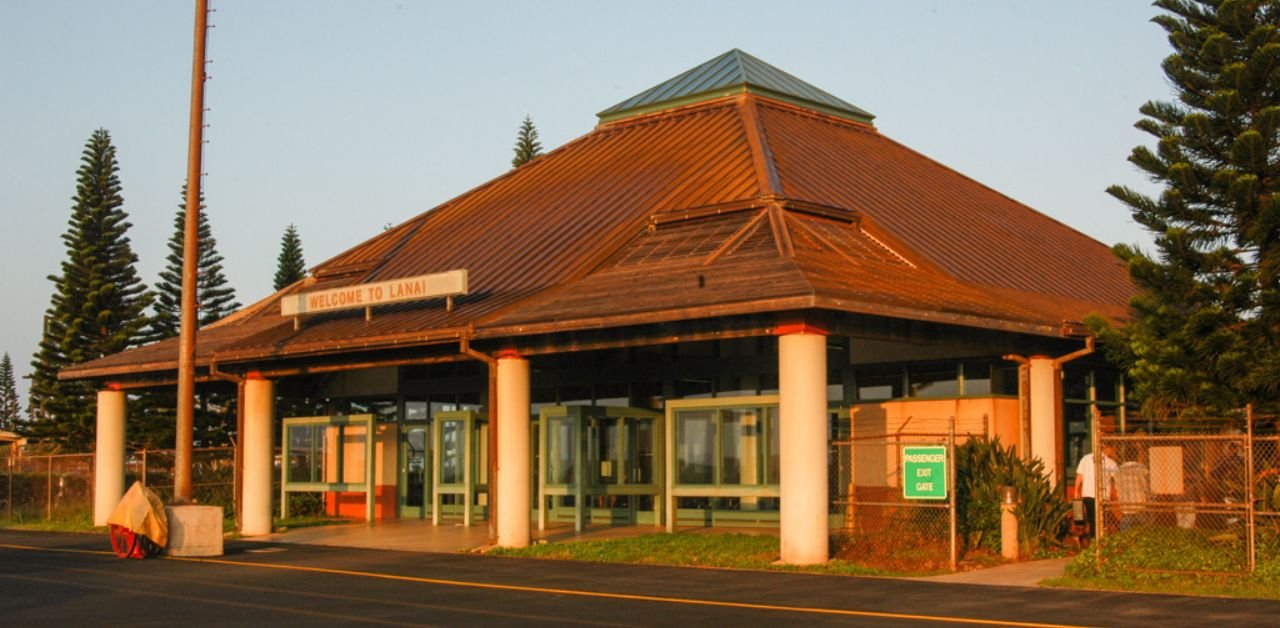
[432,410,488,525]
[398,423,430,519]
[537,405,662,531]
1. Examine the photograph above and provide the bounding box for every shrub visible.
[955,436,1070,557]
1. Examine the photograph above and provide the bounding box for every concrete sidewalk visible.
[914,556,1072,587]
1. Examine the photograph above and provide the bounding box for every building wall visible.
[849,396,1018,488]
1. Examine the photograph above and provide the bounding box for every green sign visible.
[903,445,948,499]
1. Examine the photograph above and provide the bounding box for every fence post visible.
[6,455,12,521]
[1091,407,1102,573]
[46,455,53,521]
[844,431,856,531]
[948,416,957,572]
[1246,404,1256,574]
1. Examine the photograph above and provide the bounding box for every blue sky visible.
[0,1,1169,402]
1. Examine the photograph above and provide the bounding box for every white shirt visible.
[1076,452,1118,499]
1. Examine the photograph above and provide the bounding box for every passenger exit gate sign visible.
[902,446,948,500]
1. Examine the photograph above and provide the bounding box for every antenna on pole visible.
[175,0,210,504]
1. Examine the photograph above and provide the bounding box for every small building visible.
[63,50,1133,564]
[0,430,26,458]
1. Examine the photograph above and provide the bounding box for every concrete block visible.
[165,505,224,557]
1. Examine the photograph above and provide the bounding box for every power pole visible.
[175,0,209,503]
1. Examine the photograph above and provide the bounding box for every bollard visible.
[1000,486,1019,560]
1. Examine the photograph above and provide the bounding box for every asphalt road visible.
[0,530,1276,627]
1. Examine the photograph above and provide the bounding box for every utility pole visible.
[175,0,209,503]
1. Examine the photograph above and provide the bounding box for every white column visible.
[1028,356,1059,483]
[496,353,531,548]
[93,388,126,526]
[779,331,828,565]
[242,376,275,536]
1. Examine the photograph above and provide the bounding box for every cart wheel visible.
[108,524,138,559]
[137,535,163,558]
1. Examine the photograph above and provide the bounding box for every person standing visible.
[1074,443,1118,543]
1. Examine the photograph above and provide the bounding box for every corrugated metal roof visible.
[598,49,874,124]
[756,100,1134,306]
[63,52,1134,382]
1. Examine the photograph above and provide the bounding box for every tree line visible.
[17,129,307,450]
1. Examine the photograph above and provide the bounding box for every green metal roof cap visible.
[598,49,875,125]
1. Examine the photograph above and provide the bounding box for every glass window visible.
[992,365,1019,396]
[547,416,576,485]
[592,417,620,486]
[631,418,656,484]
[856,367,903,400]
[720,411,745,485]
[405,400,428,421]
[908,365,958,398]
[717,375,756,398]
[346,398,398,422]
[962,362,992,396]
[560,385,592,406]
[1094,369,1119,403]
[765,407,780,484]
[827,383,843,402]
[286,424,323,483]
[1063,366,1090,401]
[675,406,778,486]
[456,392,482,412]
[676,378,714,399]
[440,420,463,485]
[476,422,489,484]
[1063,403,1092,481]
[758,372,779,396]
[631,380,664,410]
[676,410,716,484]
[595,382,630,407]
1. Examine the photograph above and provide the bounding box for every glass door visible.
[538,406,661,531]
[431,411,488,525]
[398,423,430,519]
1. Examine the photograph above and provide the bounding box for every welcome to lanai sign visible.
[281,269,469,317]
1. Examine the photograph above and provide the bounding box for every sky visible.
[0,1,1170,404]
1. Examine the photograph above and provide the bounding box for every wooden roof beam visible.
[767,201,795,258]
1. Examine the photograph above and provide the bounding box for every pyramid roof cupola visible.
[598,48,875,125]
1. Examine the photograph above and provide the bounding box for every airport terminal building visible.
[63,50,1134,564]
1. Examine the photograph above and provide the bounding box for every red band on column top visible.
[774,323,828,336]
[105,381,123,391]
[245,370,266,380]
[497,349,523,360]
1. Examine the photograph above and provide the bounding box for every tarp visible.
[106,481,168,548]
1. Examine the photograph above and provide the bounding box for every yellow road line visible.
[0,543,1085,627]
[0,543,116,557]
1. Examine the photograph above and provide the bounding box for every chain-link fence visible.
[1,446,239,526]
[831,415,986,572]
[2,452,94,523]
[1095,410,1280,576]
[126,447,237,512]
